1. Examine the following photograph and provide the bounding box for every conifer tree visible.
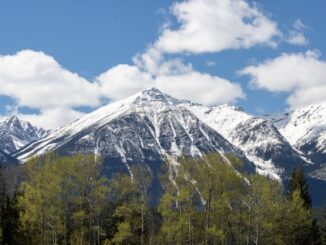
[288,168,312,209]
[288,168,322,244]
[0,164,20,245]
[322,205,326,245]
[0,164,6,244]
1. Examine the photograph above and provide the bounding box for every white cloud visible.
[155,71,244,105]
[0,50,101,128]
[155,0,280,54]
[293,19,307,30]
[0,48,244,129]
[97,60,244,105]
[97,64,154,101]
[239,50,326,108]
[287,85,326,109]
[133,47,192,76]
[1,1,304,128]
[286,19,308,45]
[18,108,86,129]
[97,43,244,105]
[286,31,308,45]
[97,0,290,106]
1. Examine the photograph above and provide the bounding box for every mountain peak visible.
[0,115,49,154]
[216,104,245,113]
[3,115,23,130]
[141,87,163,95]
[140,87,171,100]
[134,87,187,105]
[5,114,20,123]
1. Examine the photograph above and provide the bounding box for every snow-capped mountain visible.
[15,88,323,182]
[0,115,48,154]
[15,88,252,177]
[266,102,326,176]
[9,88,326,205]
[184,103,307,180]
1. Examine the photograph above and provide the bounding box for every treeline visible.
[0,153,325,244]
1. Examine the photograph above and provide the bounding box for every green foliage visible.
[0,153,321,244]
[112,221,133,244]
[287,168,322,244]
[18,154,109,244]
[157,153,319,245]
[288,168,312,209]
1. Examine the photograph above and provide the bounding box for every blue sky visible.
[0,0,325,128]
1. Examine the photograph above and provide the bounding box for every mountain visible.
[268,102,326,165]
[15,88,251,176]
[0,115,48,154]
[184,103,308,181]
[266,102,326,178]
[12,88,326,205]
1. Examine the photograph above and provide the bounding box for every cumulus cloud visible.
[97,59,244,105]
[97,64,154,101]
[0,48,245,128]
[133,47,193,76]
[154,0,280,54]
[97,42,245,105]
[96,0,286,106]
[155,71,244,105]
[18,108,86,129]
[1,0,307,128]
[0,50,100,128]
[239,50,326,108]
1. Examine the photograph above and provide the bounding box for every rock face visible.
[0,115,48,154]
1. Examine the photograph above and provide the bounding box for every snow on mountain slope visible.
[9,89,326,205]
[0,115,49,154]
[16,88,319,182]
[185,103,307,180]
[15,88,247,176]
[267,101,326,167]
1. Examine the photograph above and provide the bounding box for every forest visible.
[0,153,325,245]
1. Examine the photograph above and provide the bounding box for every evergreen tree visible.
[288,168,322,244]
[311,218,322,245]
[281,190,312,245]
[322,204,326,245]
[1,194,21,245]
[0,164,6,244]
[288,168,312,209]
[0,164,20,245]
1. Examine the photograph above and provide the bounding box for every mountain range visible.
[1,88,326,205]
[0,115,48,154]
